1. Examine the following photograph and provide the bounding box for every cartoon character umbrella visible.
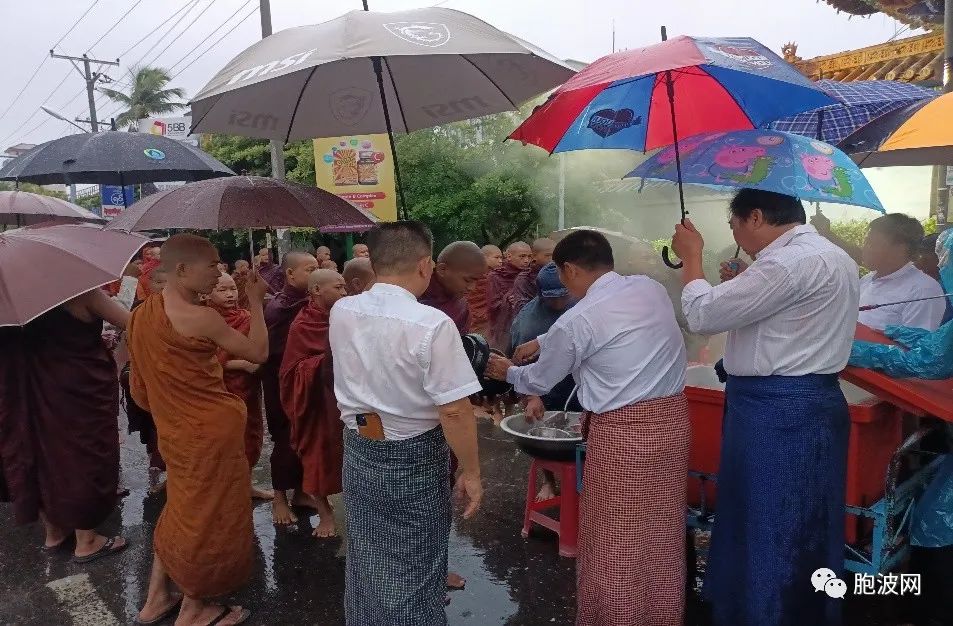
[509,33,835,267]
[627,130,885,213]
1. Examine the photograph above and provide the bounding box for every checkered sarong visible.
[577,393,690,626]
[343,426,451,626]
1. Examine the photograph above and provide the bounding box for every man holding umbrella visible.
[672,188,859,626]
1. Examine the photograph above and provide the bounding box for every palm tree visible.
[99,66,186,131]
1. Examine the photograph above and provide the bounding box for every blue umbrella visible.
[770,80,935,145]
[627,129,885,212]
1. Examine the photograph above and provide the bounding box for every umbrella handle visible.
[661,246,682,269]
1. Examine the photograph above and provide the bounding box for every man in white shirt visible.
[812,211,944,331]
[673,188,859,626]
[329,221,483,626]
[486,229,689,626]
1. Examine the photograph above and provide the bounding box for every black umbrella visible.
[0,131,234,186]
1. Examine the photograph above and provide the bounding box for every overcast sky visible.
[0,0,918,148]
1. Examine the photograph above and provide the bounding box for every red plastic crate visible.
[684,366,903,543]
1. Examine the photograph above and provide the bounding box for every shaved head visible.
[482,244,503,270]
[505,240,532,270]
[234,259,250,272]
[352,243,369,258]
[209,272,239,309]
[308,269,347,309]
[435,241,487,297]
[531,238,556,266]
[315,246,332,263]
[342,257,376,295]
[159,234,221,295]
[282,250,319,290]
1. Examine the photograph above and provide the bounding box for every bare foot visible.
[535,481,557,502]
[312,516,337,538]
[43,528,69,550]
[176,603,249,626]
[292,490,318,510]
[446,571,466,590]
[272,493,297,525]
[148,479,167,495]
[251,484,274,500]
[136,591,181,624]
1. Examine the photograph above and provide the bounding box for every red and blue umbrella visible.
[509,36,835,154]
[509,35,835,267]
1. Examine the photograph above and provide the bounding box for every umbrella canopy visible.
[627,130,885,213]
[838,92,953,167]
[189,7,575,141]
[0,132,234,186]
[105,176,377,232]
[770,79,935,145]
[0,190,104,226]
[0,223,149,326]
[508,35,834,154]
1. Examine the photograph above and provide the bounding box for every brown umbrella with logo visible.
[189,6,575,216]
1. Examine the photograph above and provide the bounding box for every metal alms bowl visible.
[500,411,583,461]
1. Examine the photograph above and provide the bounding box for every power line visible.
[0,0,100,123]
[117,0,195,58]
[169,0,255,72]
[0,69,74,146]
[127,0,201,70]
[146,0,220,68]
[172,4,259,79]
[85,0,145,54]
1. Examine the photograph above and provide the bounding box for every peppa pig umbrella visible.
[626,130,885,213]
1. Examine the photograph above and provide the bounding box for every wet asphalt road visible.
[0,414,909,626]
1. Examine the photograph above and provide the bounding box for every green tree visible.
[99,66,185,130]
[0,181,67,199]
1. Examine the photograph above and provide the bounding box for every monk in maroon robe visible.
[0,288,130,562]
[262,250,319,524]
[508,238,556,316]
[487,241,532,350]
[208,272,273,501]
[279,269,348,538]
[232,259,251,309]
[342,257,376,295]
[418,241,486,591]
[466,244,502,337]
[135,244,162,302]
[257,247,285,295]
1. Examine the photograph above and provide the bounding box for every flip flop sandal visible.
[42,535,75,553]
[206,606,251,626]
[446,578,466,591]
[71,536,129,564]
[134,598,182,625]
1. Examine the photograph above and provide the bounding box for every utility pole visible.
[50,51,119,132]
[260,0,285,257]
[936,0,952,231]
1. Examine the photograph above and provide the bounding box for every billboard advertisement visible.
[138,115,198,147]
[100,185,136,219]
[313,134,397,222]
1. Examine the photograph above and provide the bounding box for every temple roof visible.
[822,1,945,29]
[783,32,944,84]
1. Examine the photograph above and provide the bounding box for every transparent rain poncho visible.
[848,229,953,379]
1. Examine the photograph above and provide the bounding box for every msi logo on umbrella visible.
[383,22,451,48]
[587,108,641,138]
[710,45,772,68]
[331,88,372,126]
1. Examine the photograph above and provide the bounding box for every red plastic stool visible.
[521,458,579,558]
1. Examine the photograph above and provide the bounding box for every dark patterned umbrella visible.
[0,132,234,186]
[104,176,376,232]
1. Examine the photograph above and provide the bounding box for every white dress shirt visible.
[506,272,686,414]
[682,225,859,377]
[858,262,945,332]
[330,282,482,441]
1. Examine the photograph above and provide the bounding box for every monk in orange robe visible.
[487,241,531,350]
[134,244,162,302]
[208,272,273,501]
[232,259,251,309]
[466,244,502,337]
[130,234,268,626]
[280,269,348,538]
[508,238,556,315]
